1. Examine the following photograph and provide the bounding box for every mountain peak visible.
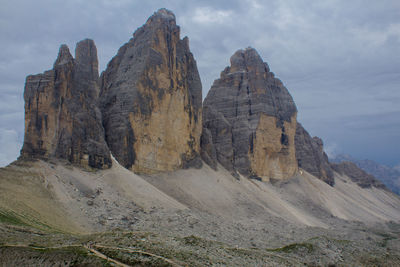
[54,44,73,66]
[146,8,176,25]
[75,39,99,80]
[75,39,97,62]
[133,8,179,41]
[229,47,268,73]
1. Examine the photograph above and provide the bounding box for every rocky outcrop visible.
[332,154,400,195]
[100,9,202,174]
[331,161,386,189]
[20,39,111,169]
[295,123,334,185]
[202,48,298,181]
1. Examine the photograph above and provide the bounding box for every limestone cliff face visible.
[20,40,111,169]
[202,48,298,180]
[100,9,202,173]
[295,123,334,185]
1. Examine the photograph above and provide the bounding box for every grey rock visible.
[202,47,298,180]
[201,106,233,171]
[331,161,387,189]
[20,39,111,169]
[182,155,203,169]
[100,8,202,173]
[294,123,335,185]
[331,154,400,195]
[199,126,218,170]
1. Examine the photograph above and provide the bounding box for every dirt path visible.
[1,244,129,267]
[93,244,184,267]
[2,243,183,266]
[85,245,131,267]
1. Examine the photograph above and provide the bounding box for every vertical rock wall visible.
[20,40,111,169]
[100,9,202,174]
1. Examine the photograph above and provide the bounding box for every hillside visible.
[1,158,400,266]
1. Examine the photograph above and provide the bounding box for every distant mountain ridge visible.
[331,154,400,195]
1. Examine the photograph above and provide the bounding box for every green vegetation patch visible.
[182,235,204,246]
[0,209,54,232]
[0,245,109,266]
[308,235,351,245]
[96,246,174,267]
[0,210,28,226]
[267,242,314,253]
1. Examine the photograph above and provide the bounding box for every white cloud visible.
[192,7,232,24]
[324,142,339,159]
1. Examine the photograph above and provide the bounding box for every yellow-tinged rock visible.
[100,9,202,174]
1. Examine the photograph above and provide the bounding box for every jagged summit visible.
[134,8,178,40]
[134,8,180,48]
[229,47,268,73]
[147,8,176,23]
[54,44,73,66]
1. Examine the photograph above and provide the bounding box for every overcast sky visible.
[1,0,399,167]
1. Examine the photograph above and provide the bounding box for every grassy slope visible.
[0,160,82,233]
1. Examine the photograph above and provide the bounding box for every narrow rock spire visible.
[54,44,73,66]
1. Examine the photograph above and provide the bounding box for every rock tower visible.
[202,48,298,180]
[100,9,202,173]
[21,39,111,169]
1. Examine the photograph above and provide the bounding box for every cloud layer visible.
[1,0,399,166]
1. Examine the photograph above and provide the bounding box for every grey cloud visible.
[304,111,400,165]
[0,0,399,167]
[0,128,21,166]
